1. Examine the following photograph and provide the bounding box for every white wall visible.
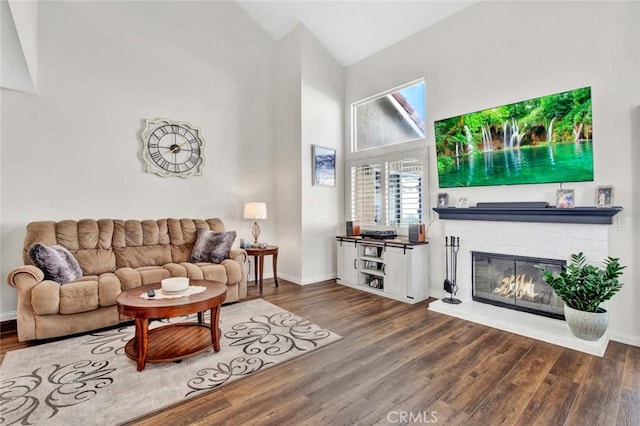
[275,26,303,282]
[300,27,344,284]
[345,1,640,345]
[275,25,344,285]
[0,1,276,319]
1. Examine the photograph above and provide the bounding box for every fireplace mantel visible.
[433,206,622,225]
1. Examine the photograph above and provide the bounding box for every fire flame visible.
[493,274,538,300]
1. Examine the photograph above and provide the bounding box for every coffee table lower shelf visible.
[124,323,214,365]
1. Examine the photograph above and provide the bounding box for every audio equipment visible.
[408,223,426,243]
[346,221,360,236]
[360,230,397,239]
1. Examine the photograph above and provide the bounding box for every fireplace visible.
[429,219,610,355]
[472,251,566,320]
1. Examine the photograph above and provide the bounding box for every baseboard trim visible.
[608,331,640,348]
[277,273,337,286]
[0,311,17,322]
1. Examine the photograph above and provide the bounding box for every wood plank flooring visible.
[2,279,639,425]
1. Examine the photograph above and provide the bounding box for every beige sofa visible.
[6,218,247,342]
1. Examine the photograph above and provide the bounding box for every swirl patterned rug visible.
[0,298,341,425]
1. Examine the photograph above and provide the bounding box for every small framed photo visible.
[312,145,336,186]
[457,196,469,208]
[556,189,575,208]
[595,185,614,207]
[437,193,449,207]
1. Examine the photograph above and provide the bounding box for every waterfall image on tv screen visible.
[435,87,594,188]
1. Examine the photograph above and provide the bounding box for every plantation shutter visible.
[387,158,423,226]
[350,156,424,227]
[350,163,382,226]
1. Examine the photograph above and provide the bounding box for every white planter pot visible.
[564,304,608,341]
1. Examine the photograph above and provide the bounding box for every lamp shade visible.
[243,202,268,220]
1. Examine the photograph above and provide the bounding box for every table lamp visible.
[243,202,267,247]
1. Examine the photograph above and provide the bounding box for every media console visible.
[335,236,429,304]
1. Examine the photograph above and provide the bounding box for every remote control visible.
[147,289,155,297]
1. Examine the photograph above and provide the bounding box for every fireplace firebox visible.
[472,251,566,320]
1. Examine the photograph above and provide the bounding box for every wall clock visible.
[140,118,205,178]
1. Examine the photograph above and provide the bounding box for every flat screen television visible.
[434,87,594,188]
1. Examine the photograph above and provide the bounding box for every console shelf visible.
[433,206,622,225]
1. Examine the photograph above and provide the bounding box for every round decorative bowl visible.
[161,277,189,293]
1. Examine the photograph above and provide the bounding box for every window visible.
[349,155,424,227]
[349,79,427,230]
[352,80,426,152]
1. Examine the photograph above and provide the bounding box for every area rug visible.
[0,299,341,425]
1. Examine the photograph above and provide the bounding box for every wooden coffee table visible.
[116,279,227,371]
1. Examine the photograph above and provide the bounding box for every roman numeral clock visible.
[140,118,205,178]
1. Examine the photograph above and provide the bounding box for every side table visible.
[244,245,279,293]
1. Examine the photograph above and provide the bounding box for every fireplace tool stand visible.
[442,236,461,304]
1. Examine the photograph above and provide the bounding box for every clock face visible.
[140,118,205,178]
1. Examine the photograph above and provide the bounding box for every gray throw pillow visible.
[189,229,237,264]
[28,243,83,284]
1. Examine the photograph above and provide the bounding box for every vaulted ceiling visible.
[236,0,480,66]
[1,1,481,93]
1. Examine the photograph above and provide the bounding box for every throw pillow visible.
[189,229,236,264]
[28,243,83,284]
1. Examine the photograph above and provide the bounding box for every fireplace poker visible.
[443,236,453,294]
[443,235,462,305]
[452,236,460,288]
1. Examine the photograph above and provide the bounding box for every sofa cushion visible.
[60,280,99,314]
[31,281,61,315]
[114,245,172,269]
[189,229,236,264]
[193,263,228,282]
[27,243,83,284]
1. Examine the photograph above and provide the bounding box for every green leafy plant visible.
[537,252,625,312]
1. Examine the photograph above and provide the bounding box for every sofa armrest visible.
[229,248,247,264]
[6,265,45,290]
[6,265,45,341]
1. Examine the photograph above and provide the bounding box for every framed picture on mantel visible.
[437,193,449,207]
[595,185,614,208]
[556,189,575,208]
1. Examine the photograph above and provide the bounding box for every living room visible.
[1,0,638,424]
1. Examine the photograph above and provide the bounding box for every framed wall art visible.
[312,145,336,186]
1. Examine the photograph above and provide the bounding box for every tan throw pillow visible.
[28,243,83,284]
[189,229,236,264]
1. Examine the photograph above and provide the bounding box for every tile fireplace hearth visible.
[428,219,610,356]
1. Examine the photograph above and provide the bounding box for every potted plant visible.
[537,252,625,341]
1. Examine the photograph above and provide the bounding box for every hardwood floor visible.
[2,280,639,425]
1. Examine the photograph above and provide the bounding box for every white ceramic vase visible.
[564,304,608,341]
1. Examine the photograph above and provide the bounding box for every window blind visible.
[350,156,424,227]
[387,158,423,226]
[350,163,382,226]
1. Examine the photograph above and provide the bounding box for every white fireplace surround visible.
[429,220,610,356]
